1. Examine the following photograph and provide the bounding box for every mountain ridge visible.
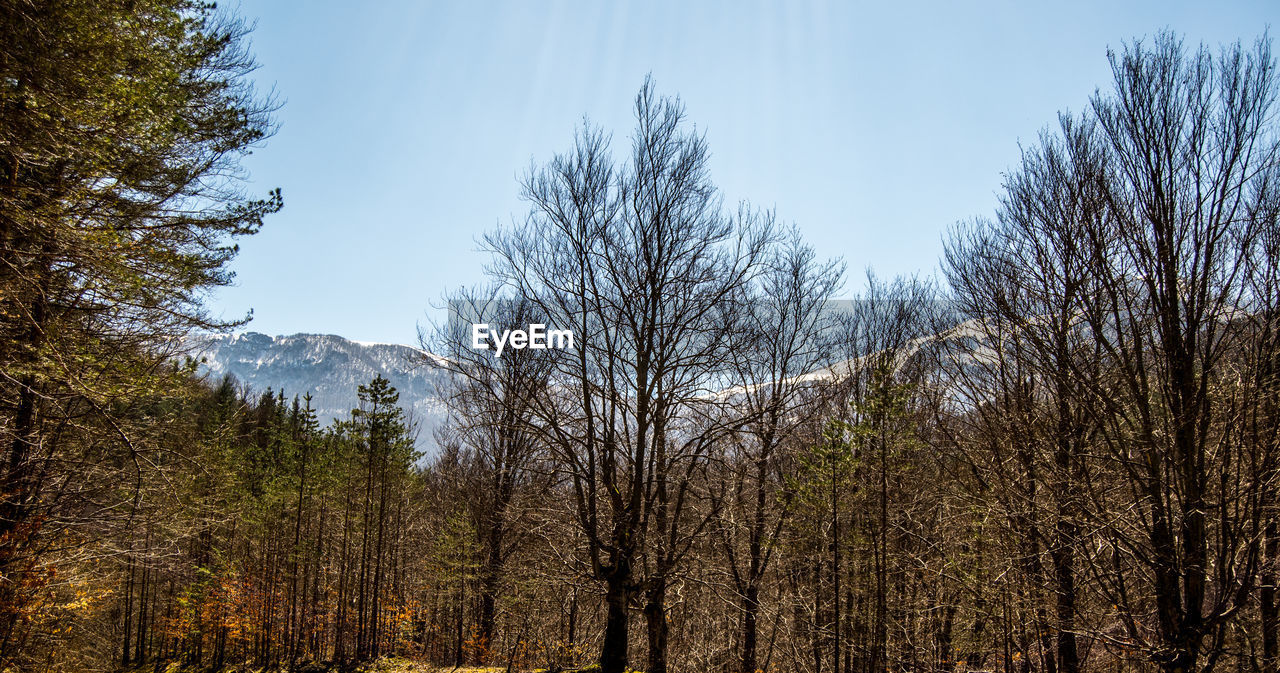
[186,331,449,448]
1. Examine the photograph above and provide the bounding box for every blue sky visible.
[212,1,1277,346]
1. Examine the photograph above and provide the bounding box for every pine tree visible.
[350,375,414,662]
[0,1,279,662]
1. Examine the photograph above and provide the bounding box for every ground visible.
[129,656,618,673]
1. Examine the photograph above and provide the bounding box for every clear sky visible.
[211,0,1278,346]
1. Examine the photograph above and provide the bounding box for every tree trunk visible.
[454,571,466,665]
[136,551,150,664]
[122,557,135,668]
[480,522,503,653]
[938,603,956,673]
[566,586,577,651]
[1052,442,1079,673]
[600,578,631,673]
[1264,520,1278,673]
[741,582,760,673]
[645,583,669,673]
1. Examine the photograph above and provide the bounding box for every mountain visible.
[185,332,450,448]
[183,316,971,453]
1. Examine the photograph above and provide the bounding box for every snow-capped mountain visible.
[185,332,450,447]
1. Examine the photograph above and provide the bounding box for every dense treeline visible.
[111,374,428,669]
[1,1,1278,672]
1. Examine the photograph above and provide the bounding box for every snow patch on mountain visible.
[185,332,451,449]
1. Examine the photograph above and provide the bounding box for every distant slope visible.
[186,332,450,447]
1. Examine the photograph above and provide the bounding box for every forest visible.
[1,2,1279,673]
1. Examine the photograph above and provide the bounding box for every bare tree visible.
[483,78,773,673]
[426,289,554,657]
[713,228,844,673]
[943,112,1112,673]
[946,32,1280,673]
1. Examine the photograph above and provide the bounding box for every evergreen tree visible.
[0,0,279,663]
